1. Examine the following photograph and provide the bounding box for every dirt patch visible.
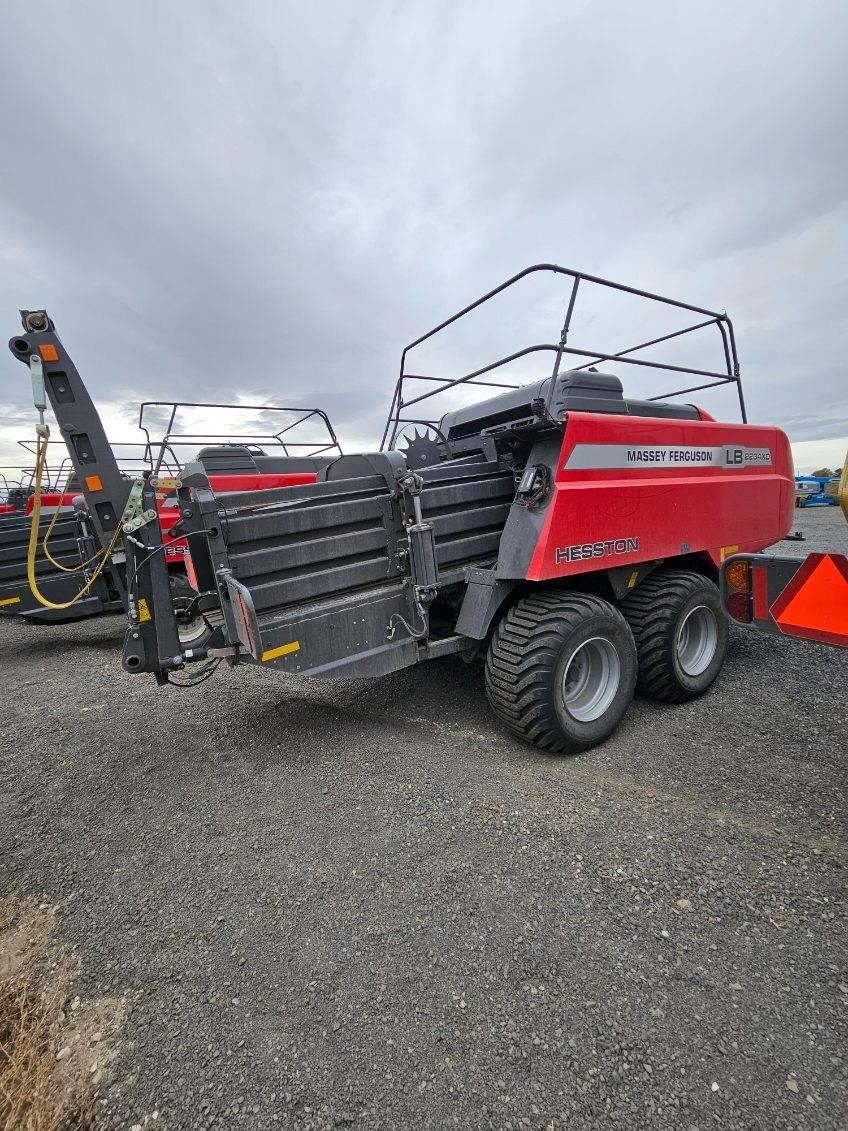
[0,897,126,1130]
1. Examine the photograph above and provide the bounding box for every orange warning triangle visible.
[771,553,848,647]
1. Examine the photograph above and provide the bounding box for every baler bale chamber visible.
[124,446,518,680]
[0,498,123,621]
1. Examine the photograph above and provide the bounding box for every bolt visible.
[182,508,193,518]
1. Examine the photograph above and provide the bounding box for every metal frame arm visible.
[9,312,130,545]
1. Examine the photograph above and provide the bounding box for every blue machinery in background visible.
[795,474,841,508]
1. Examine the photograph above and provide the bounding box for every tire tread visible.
[486,590,634,753]
[620,568,725,703]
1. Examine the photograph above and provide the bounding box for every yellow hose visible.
[40,469,103,572]
[26,432,124,610]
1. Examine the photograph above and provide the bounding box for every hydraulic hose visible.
[25,432,124,610]
[40,470,102,572]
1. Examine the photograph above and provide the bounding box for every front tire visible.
[485,591,637,754]
[620,568,727,703]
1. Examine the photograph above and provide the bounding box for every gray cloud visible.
[1,0,846,468]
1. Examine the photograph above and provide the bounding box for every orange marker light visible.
[84,474,103,492]
[37,344,59,362]
[724,559,750,592]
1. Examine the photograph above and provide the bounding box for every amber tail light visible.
[723,558,752,623]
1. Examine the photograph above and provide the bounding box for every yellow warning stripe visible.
[261,640,301,662]
[0,596,21,607]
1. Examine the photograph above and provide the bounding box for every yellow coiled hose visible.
[40,469,103,572]
[26,431,124,610]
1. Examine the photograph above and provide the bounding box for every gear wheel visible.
[399,428,444,469]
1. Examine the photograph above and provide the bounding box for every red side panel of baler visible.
[24,491,80,515]
[527,412,794,581]
[204,472,318,492]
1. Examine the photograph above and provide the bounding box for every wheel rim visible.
[676,605,718,676]
[560,636,621,723]
[178,616,209,647]
[176,603,216,647]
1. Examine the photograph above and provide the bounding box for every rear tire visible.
[485,590,637,754]
[620,568,727,703]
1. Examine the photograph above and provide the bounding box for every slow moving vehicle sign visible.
[770,553,848,647]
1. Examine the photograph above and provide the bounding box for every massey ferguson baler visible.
[10,266,794,753]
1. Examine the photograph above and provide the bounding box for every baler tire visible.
[485,590,637,755]
[620,569,727,703]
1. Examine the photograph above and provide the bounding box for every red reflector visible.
[771,553,848,646]
[752,566,769,620]
[726,591,751,623]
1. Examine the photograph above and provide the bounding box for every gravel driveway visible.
[1,507,846,1129]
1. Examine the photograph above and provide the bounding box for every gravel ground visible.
[1,507,846,1130]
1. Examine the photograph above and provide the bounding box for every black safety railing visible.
[10,441,74,492]
[380,264,744,450]
[16,438,175,486]
[0,465,39,493]
[108,441,180,479]
[4,399,343,502]
[138,401,343,475]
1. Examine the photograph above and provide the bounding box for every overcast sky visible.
[1,0,846,480]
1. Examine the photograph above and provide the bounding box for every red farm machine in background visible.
[9,265,795,753]
[0,439,78,513]
[0,336,342,627]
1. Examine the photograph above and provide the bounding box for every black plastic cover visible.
[439,369,699,440]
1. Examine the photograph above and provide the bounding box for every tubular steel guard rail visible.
[14,440,72,490]
[138,400,343,475]
[380,263,744,451]
[16,438,182,483]
[5,449,70,492]
[1,466,40,491]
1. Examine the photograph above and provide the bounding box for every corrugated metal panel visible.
[217,460,516,621]
[0,514,82,584]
